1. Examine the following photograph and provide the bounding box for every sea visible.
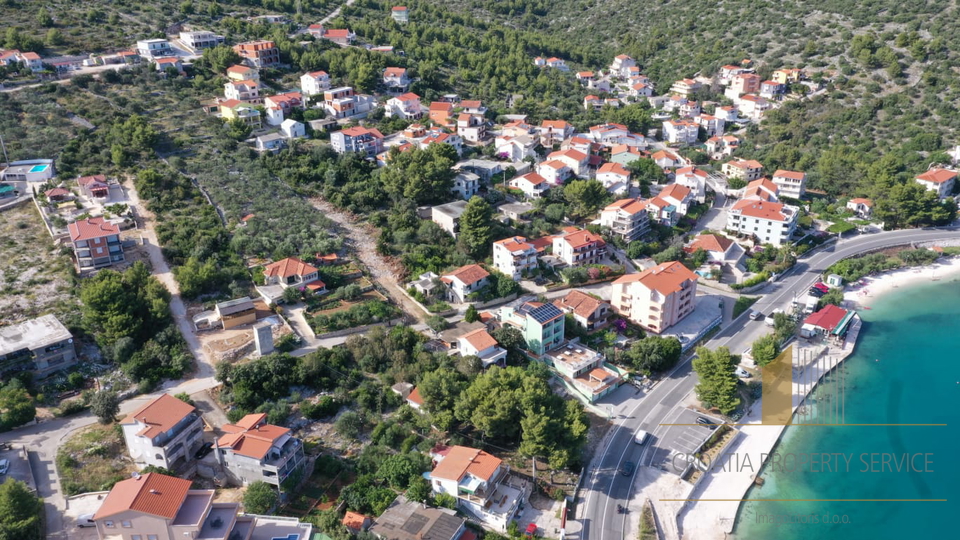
[732,277,960,539]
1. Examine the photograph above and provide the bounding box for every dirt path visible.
[124,179,215,379]
[309,197,428,323]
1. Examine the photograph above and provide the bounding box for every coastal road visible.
[576,227,960,540]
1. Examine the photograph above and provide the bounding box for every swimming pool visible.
[29,164,49,173]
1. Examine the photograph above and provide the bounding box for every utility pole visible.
[0,132,9,166]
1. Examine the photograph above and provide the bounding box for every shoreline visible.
[674,256,960,540]
[841,256,960,308]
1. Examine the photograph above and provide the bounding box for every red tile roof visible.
[613,261,697,295]
[93,473,192,520]
[659,183,691,201]
[121,393,197,439]
[676,166,707,178]
[68,217,119,242]
[406,386,423,406]
[598,162,630,177]
[916,168,957,184]
[325,29,352,39]
[45,187,70,198]
[773,169,806,180]
[431,445,502,483]
[341,126,384,138]
[541,120,572,130]
[460,328,499,351]
[429,102,453,112]
[441,264,490,286]
[685,234,734,254]
[553,290,605,320]
[804,304,848,331]
[848,197,873,207]
[461,100,482,109]
[558,229,605,250]
[264,257,318,280]
[732,199,790,221]
[604,198,648,215]
[494,236,534,252]
[217,413,291,460]
[383,67,406,76]
[343,511,369,530]
[515,172,547,186]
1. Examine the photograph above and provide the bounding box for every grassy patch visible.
[638,503,657,540]
[733,296,759,318]
[56,423,136,496]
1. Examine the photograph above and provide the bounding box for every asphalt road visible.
[576,227,960,540]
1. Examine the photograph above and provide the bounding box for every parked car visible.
[620,461,636,476]
[634,429,649,445]
[77,514,96,528]
[696,417,719,430]
[0,459,9,475]
[748,310,762,320]
[736,368,751,378]
[194,442,214,459]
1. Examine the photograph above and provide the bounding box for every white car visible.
[634,429,649,445]
[0,459,9,475]
[77,514,96,528]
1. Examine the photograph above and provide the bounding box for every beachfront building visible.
[0,315,77,379]
[611,261,698,334]
[800,305,858,341]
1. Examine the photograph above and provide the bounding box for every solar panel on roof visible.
[529,303,563,324]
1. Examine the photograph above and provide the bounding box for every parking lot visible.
[644,408,721,475]
[0,445,36,492]
[63,492,107,540]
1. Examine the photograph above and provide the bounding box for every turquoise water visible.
[29,164,49,173]
[733,277,960,539]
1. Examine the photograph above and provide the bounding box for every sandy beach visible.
[842,255,960,308]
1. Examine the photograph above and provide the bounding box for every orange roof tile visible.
[916,168,957,184]
[684,234,734,254]
[121,394,197,439]
[676,166,707,178]
[731,199,790,221]
[343,511,369,530]
[746,178,778,195]
[848,197,873,207]
[383,67,406,76]
[431,445,502,483]
[598,162,630,177]
[604,198,647,215]
[553,290,605,320]
[429,102,453,112]
[93,473,192,520]
[264,257,318,280]
[613,261,698,294]
[406,386,424,405]
[494,236,534,252]
[68,217,119,242]
[460,328,499,351]
[541,120,572,130]
[515,172,548,186]
[217,415,291,460]
[659,183,691,201]
[442,264,490,286]
[773,169,805,180]
[559,229,605,250]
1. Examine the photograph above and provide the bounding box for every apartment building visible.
[331,126,384,156]
[217,413,306,489]
[729,72,761,95]
[92,472,312,540]
[600,198,650,242]
[179,31,225,51]
[611,261,699,334]
[224,79,259,103]
[723,159,764,182]
[662,119,699,145]
[428,445,521,531]
[383,66,411,92]
[674,166,708,203]
[499,301,565,355]
[299,71,330,96]
[771,169,807,199]
[431,200,468,237]
[385,93,424,120]
[233,40,280,68]
[492,236,538,279]
[136,39,173,58]
[322,87,377,120]
[552,290,610,331]
[727,199,800,246]
[68,217,124,270]
[0,314,76,379]
[552,228,607,267]
[121,394,204,470]
[452,171,480,200]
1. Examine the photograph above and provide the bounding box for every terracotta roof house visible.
[457,328,507,368]
[801,305,857,339]
[727,199,799,246]
[846,197,873,218]
[429,446,520,530]
[771,169,807,199]
[600,198,650,242]
[343,511,372,533]
[742,178,780,202]
[68,217,124,270]
[553,290,610,331]
[406,386,424,410]
[915,168,957,199]
[441,264,490,303]
[121,394,204,470]
[92,472,312,540]
[552,228,606,267]
[492,236,538,279]
[263,257,325,294]
[78,174,110,199]
[217,413,305,489]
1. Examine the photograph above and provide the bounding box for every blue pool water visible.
[29,164,49,173]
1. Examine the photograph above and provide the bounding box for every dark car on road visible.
[620,461,636,476]
[195,442,214,459]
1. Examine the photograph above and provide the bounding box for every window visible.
[104,521,115,528]
[148,536,158,540]
[132,536,142,540]
[121,521,132,528]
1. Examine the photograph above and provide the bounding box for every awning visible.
[831,311,856,336]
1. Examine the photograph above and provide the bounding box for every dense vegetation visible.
[0,477,43,540]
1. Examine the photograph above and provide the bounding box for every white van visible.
[634,429,649,445]
[77,514,96,528]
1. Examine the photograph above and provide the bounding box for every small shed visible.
[825,273,843,287]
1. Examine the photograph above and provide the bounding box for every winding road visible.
[576,227,960,540]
